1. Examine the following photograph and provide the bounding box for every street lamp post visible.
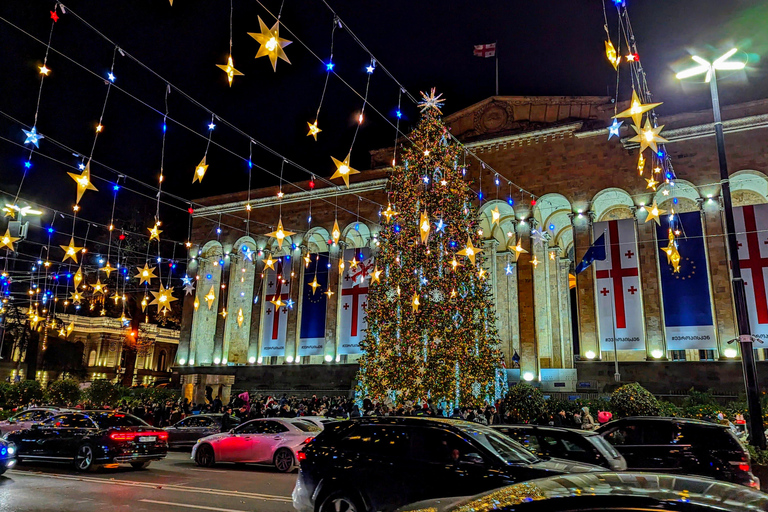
[677,49,765,448]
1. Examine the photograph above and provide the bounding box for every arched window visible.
[157,350,167,372]
[87,350,97,367]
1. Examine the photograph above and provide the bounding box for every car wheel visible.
[319,490,364,512]
[75,444,98,472]
[130,462,151,470]
[273,448,294,473]
[195,444,215,467]
[0,467,6,476]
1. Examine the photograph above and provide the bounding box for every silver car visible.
[191,418,320,472]
[0,408,69,435]
[294,416,337,430]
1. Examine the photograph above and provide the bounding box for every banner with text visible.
[260,259,290,357]
[298,253,329,356]
[734,204,768,342]
[338,248,372,355]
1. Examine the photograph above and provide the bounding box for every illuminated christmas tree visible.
[357,89,504,407]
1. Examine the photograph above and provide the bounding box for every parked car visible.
[4,410,168,471]
[0,407,71,435]
[293,416,604,512]
[398,472,768,512]
[492,424,627,470]
[0,438,17,475]
[192,417,321,472]
[295,416,337,430]
[597,416,759,488]
[164,414,241,448]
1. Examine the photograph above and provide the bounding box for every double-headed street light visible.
[676,49,764,448]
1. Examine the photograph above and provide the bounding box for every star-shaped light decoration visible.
[65,321,75,337]
[435,218,447,233]
[135,263,158,285]
[339,259,346,272]
[511,241,528,260]
[629,119,669,154]
[100,261,115,277]
[531,256,540,268]
[504,262,514,275]
[303,254,311,268]
[39,65,50,76]
[418,88,445,113]
[661,229,682,273]
[67,162,99,204]
[412,293,420,312]
[643,200,666,225]
[60,237,84,263]
[324,288,335,299]
[607,119,623,140]
[419,211,430,243]
[478,268,487,279]
[270,295,285,309]
[637,153,646,175]
[50,9,59,22]
[73,267,83,288]
[549,251,556,261]
[148,223,163,242]
[248,16,292,71]
[604,40,621,69]
[216,56,243,87]
[382,203,398,223]
[330,153,360,188]
[457,237,483,265]
[150,283,178,312]
[0,229,20,251]
[109,292,120,304]
[70,290,83,304]
[183,279,195,296]
[3,204,42,218]
[371,266,382,283]
[349,256,358,269]
[141,296,148,312]
[193,156,209,183]
[204,285,217,310]
[23,127,44,148]
[645,176,659,191]
[614,90,662,127]
[531,229,548,246]
[237,308,245,327]
[487,206,500,226]
[263,255,276,270]
[450,257,460,271]
[331,219,341,244]
[307,121,321,141]
[265,218,295,250]
[193,296,200,311]
[309,276,320,294]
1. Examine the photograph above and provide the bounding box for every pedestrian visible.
[553,410,567,427]
[580,407,596,431]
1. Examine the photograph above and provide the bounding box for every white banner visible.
[338,248,372,355]
[734,204,768,343]
[260,262,290,357]
[594,218,645,351]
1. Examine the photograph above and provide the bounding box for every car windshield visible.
[458,424,539,464]
[87,412,148,428]
[591,435,621,459]
[293,421,322,432]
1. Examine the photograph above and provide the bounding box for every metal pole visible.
[612,294,620,382]
[709,67,766,448]
[495,42,499,96]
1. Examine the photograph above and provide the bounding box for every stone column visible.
[705,200,737,357]
[189,254,222,365]
[223,253,257,365]
[635,207,665,359]
[496,244,520,366]
[328,242,343,361]
[516,219,538,377]
[546,245,564,368]
[558,256,574,368]
[213,262,228,363]
[532,228,552,368]
[572,213,598,359]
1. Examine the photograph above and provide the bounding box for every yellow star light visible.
[349,257,358,269]
[604,40,621,69]
[194,296,200,311]
[419,211,430,244]
[216,55,243,87]
[248,16,292,71]
[637,153,646,175]
[339,259,345,272]
[478,268,487,279]
[382,203,398,223]
[237,308,245,327]
[70,291,83,304]
[307,121,321,141]
[66,322,75,336]
[309,277,320,294]
[457,237,483,265]
[451,257,460,271]
[150,283,178,311]
[531,256,540,268]
[643,200,667,225]
[629,119,669,154]
[646,176,659,191]
[303,254,311,267]
[110,292,121,304]
[204,285,216,310]
[331,219,341,244]
[511,241,528,260]
[613,90,663,127]
[91,278,105,295]
[60,237,84,263]
[265,218,295,250]
[100,261,115,277]
[0,229,20,251]
[491,206,501,225]
[39,65,50,76]
[192,156,209,183]
[324,288,334,299]
[141,296,148,312]
[264,256,276,270]
[148,223,163,241]
[371,266,382,283]
[270,296,284,309]
[135,263,158,285]
[3,205,15,219]
[412,293,420,312]
[662,229,681,273]
[67,162,99,204]
[330,153,360,188]
[73,267,83,288]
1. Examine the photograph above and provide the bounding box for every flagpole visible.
[606,227,620,382]
[495,41,499,96]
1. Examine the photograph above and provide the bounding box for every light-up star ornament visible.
[60,237,84,263]
[412,293,420,312]
[457,237,483,265]
[505,262,514,275]
[265,219,295,250]
[646,176,659,191]
[491,206,501,225]
[382,203,398,223]
[309,277,320,294]
[67,162,99,204]
[248,16,292,71]
[183,279,195,296]
[419,211,430,243]
[73,268,83,288]
[92,279,105,294]
[23,127,44,148]
[371,266,382,283]
[69,291,83,304]
[418,88,445,113]
[607,119,623,140]
[629,119,669,154]
[0,229,20,251]
[204,286,217,310]
[604,40,621,69]
[193,156,208,183]
[100,261,115,277]
[307,121,321,141]
[3,204,42,218]
[643,200,666,225]
[330,153,360,188]
[216,56,243,87]
[148,223,162,242]
[331,220,341,244]
[135,263,158,285]
[613,90,662,127]
[150,283,178,312]
[263,255,276,270]
[662,229,681,273]
[511,241,528,259]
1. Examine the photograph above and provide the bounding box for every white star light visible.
[23,127,43,148]
[608,119,623,140]
[208,122,216,130]
[366,64,375,74]
[107,72,116,82]
[505,263,514,275]
[418,88,445,113]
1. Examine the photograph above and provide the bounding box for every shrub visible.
[657,400,681,417]
[504,383,546,424]
[84,380,122,407]
[0,382,12,407]
[45,379,82,406]
[4,380,44,407]
[681,388,717,410]
[610,383,661,417]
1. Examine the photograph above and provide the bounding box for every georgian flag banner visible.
[260,259,290,357]
[734,204,768,342]
[338,248,373,355]
[593,218,645,351]
[473,43,496,58]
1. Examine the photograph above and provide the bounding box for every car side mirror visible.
[462,453,485,465]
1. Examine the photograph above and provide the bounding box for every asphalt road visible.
[0,450,297,512]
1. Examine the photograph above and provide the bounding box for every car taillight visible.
[297,451,306,461]
[738,463,751,472]
[302,437,314,445]
[109,432,138,442]
[157,432,169,441]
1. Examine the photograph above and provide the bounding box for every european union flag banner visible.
[656,211,716,350]
[298,253,329,356]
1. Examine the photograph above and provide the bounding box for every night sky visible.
[1,0,766,248]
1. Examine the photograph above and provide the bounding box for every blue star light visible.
[505,263,514,275]
[107,72,116,82]
[286,299,295,309]
[607,119,623,140]
[326,61,335,71]
[435,219,447,233]
[395,109,402,119]
[22,127,43,148]
[181,275,192,286]
[24,160,32,169]
[420,277,428,285]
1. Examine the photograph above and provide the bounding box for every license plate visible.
[138,436,157,443]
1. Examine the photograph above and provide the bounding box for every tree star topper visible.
[67,162,99,204]
[330,153,360,188]
[216,56,243,87]
[135,263,158,285]
[418,88,445,113]
[60,237,84,263]
[457,237,483,265]
[613,90,662,127]
[643,199,666,225]
[0,229,20,251]
[248,16,292,72]
[629,119,669,154]
[265,218,295,250]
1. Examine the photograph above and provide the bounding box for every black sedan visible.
[0,438,17,475]
[399,472,768,512]
[164,413,241,448]
[5,410,168,471]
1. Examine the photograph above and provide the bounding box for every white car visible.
[294,416,337,430]
[0,408,70,435]
[191,418,320,472]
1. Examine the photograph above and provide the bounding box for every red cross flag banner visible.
[734,204,768,342]
[339,248,373,355]
[260,259,290,357]
[473,43,496,58]
[593,218,645,351]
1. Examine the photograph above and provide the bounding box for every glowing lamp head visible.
[324,355,333,362]
[286,356,294,363]
[249,356,256,364]
[651,349,664,359]
[178,358,186,365]
[214,358,221,365]
[724,348,738,358]
[523,372,534,382]
[585,350,596,360]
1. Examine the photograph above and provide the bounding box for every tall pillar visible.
[558,256,575,368]
[189,250,223,366]
[635,207,665,359]
[328,242,343,361]
[572,214,598,358]
[249,259,265,363]
[516,219,538,377]
[546,245,564,368]
[704,200,737,356]
[532,230,552,368]
[224,252,257,364]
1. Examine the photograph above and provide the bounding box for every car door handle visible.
[273,436,282,440]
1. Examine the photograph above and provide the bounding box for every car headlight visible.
[7,444,15,456]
